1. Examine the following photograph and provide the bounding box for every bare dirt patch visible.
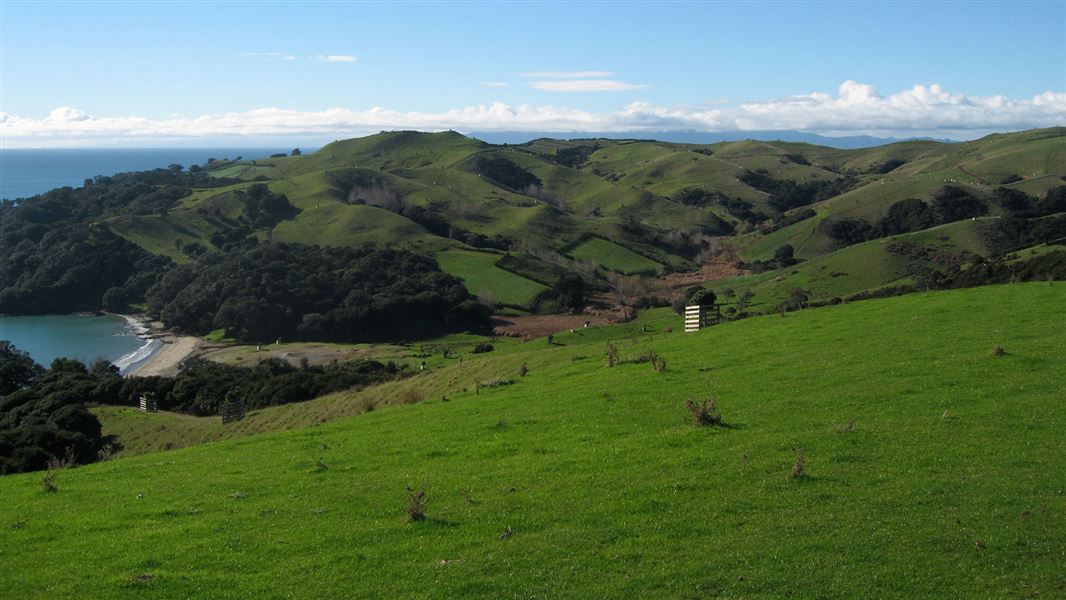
[652,261,750,297]
[491,314,612,340]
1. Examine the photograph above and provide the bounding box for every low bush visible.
[685,396,722,427]
[405,487,427,522]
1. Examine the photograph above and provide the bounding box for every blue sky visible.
[1,1,1064,146]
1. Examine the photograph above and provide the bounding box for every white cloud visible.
[242,52,298,61]
[46,107,91,122]
[521,70,614,79]
[314,54,356,63]
[530,79,647,92]
[479,81,510,88]
[3,82,1063,146]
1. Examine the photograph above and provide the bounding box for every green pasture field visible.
[2,283,1063,597]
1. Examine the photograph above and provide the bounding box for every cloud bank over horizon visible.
[2,81,1063,147]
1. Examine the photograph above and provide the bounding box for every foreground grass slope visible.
[2,284,1064,597]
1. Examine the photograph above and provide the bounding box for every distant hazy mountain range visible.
[468,130,953,148]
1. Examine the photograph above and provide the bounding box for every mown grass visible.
[2,283,1064,597]
[436,250,548,307]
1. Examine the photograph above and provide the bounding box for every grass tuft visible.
[790,448,806,479]
[405,487,427,522]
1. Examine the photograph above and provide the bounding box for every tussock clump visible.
[518,363,529,377]
[840,420,855,433]
[991,345,1006,356]
[405,487,427,522]
[685,396,722,427]
[790,448,805,479]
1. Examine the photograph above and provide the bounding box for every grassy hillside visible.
[436,249,548,306]
[2,283,1064,597]
[91,127,1066,313]
[721,219,992,310]
[566,236,662,274]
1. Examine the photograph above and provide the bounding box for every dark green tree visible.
[0,341,45,396]
[552,274,586,313]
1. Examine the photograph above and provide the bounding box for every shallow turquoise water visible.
[0,314,155,372]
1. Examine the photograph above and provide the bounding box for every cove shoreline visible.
[109,313,203,377]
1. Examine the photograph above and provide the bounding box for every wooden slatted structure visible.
[684,304,722,332]
[138,394,158,413]
[684,305,704,332]
[221,399,247,424]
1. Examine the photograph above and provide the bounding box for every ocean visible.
[0,314,160,374]
[0,147,297,200]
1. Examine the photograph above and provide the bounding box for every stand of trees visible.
[827,186,1066,250]
[147,243,491,343]
[473,156,542,191]
[739,170,857,213]
[0,168,235,314]
[0,355,119,474]
[0,344,405,473]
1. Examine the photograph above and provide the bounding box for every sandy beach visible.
[132,334,201,377]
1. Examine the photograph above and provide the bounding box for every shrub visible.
[790,448,805,479]
[41,468,59,493]
[41,455,68,493]
[685,396,722,427]
[606,343,618,368]
[689,288,717,307]
[471,342,494,354]
[405,487,427,522]
[648,351,667,373]
[518,363,529,377]
[481,378,515,388]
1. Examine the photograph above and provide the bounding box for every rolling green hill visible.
[91,127,1064,308]
[2,283,1063,597]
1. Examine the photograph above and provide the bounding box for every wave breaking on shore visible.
[111,314,163,375]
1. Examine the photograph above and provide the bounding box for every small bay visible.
[0,314,159,373]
